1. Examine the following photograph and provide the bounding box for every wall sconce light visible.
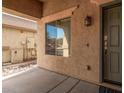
[84,15,92,26]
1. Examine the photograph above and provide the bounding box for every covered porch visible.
[2,0,122,93]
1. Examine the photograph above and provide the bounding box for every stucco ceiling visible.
[39,0,48,2]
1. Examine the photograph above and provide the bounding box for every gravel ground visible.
[2,60,37,77]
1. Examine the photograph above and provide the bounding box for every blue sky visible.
[47,25,64,39]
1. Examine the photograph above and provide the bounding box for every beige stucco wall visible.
[3,27,36,48]
[2,27,37,63]
[2,49,11,63]
[37,0,114,84]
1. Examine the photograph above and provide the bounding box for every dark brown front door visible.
[103,3,122,84]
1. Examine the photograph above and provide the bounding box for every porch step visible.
[48,77,79,93]
[99,86,121,93]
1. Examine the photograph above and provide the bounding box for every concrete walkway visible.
[2,67,99,93]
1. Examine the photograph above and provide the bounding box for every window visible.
[45,17,71,57]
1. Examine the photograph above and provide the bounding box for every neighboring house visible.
[2,13,37,64]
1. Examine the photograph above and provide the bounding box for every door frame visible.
[100,0,122,85]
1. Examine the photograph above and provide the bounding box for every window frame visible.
[45,17,71,57]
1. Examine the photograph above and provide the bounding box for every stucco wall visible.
[3,27,36,48]
[2,50,11,63]
[37,0,114,84]
[2,27,37,63]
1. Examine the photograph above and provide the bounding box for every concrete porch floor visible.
[3,67,99,93]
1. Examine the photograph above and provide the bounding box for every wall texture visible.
[2,27,37,63]
[37,0,114,84]
[3,28,36,48]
